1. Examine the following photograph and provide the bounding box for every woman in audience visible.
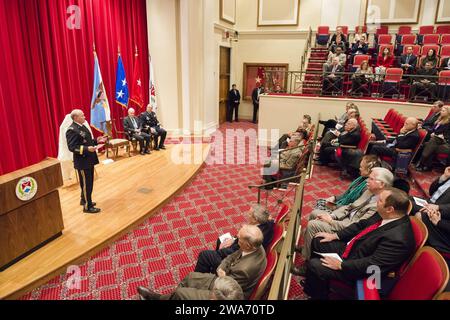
[350,60,373,96]
[420,48,439,69]
[416,105,450,171]
[375,47,394,81]
[315,154,382,212]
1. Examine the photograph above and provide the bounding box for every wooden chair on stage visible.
[105,119,132,160]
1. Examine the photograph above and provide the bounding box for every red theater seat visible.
[357,247,449,300]
[267,224,284,254]
[249,250,278,300]
[274,204,290,225]
[423,34,441,45]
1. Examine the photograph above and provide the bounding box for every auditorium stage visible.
[0,143,210,299]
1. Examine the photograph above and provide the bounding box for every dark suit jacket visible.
[415,67,438,83]
[431,122,450,142]
[338,128,361,146]
[228,89,241,105]
[252,87,262,105]
[400,54,417,68]
[422,112,440,132]
[123,116,143,137]
[323,64,345,78]
[395,129,420,149]
[351,42,369,55]
[429,177,450,217]
[218,246,267,299]
[329,34,347,47]
[337,214,415,280]
[66,122,99,170]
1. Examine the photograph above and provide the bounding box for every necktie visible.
[406,55,410,65]
[131,117,137,129]
[341,221,382,259]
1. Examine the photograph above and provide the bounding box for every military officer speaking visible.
[66,109,106,214]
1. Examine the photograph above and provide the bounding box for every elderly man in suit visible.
[292,167,394,276]
[194,203,274,274]
[322,57,345,96]
[318,118,360,166]
[301,187,415,300]
[137,224,267,300]
[123,108,151,155]
[369,117,420,162]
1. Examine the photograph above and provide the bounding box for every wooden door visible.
[219,47,231,124]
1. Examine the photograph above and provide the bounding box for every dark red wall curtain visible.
[0,0,149,175]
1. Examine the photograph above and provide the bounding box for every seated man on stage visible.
[139,104,167,150]
[292,167,393,276]
[137,225,267,300]
[123,108,151,155]
[301,187,415,300]
[194,204,274,274]
[369,117,420,164]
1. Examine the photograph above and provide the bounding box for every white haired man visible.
[292,167,394,276]
[194,204,274,274]
[137,225,267,300]
[123,108,151,155]
[66,109,106,214]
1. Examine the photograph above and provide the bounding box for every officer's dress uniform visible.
[66,122,99,212]
[139,111,167,150]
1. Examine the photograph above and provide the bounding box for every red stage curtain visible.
[0,0,149,175]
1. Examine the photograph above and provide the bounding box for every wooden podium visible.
[0,158,64,271]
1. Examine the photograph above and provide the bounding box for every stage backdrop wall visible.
[0,0,149,175]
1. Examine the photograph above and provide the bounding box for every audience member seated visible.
[420,49,439,69]
[301,188,415,300]
[322,58,345,96]
[137,225,267,300]
[349,60,373,96]
[399,46,418,76]
[352,26,368,45]
[329,27,347,53]
[414,167,450,257]
[278,114,312,149]
[416,105,450,171]
[410,61,438,101]
[350,35,369,62]
[139,104,167,150]
[263,136,304,183]
[194,204,274,274]
[123,108,151,155]
[421,101,444,136]
[375,47,394,81]
[369,117,420,167]
[315,155,382,213]
[319,102,357,137]
[323,46,347,70]
[441,56,450,70]
[292,167,394,275]
[317,118,360,166]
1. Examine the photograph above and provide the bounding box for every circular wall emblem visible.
[15,177,38,201]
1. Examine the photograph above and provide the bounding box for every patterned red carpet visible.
[21,121,430,300]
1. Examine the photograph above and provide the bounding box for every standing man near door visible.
[252,84,264,124]
[227,84,241,122]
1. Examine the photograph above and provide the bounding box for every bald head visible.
[146,104,153,112]
[404,117,419,131]
[70,109,85,124]
[345,118,358,132]
[237,225,263,252]
[128,108,135,116]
